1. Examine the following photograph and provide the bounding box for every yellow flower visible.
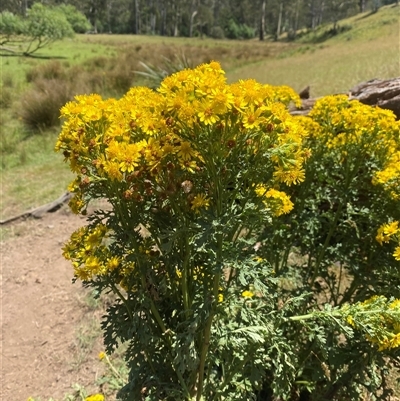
[68,194,85,214]
[106,256,121,271]
[376,221,399,245]
[209,88,234,114]
[85,394,105,401]
[98,351,106,360]
[178,141,196,161]
[273,167,305,186]
[197,100,220,125]
[242,290,254,298]
[104,161,123,181]
[242,106,263,129]
[346,315,355,327]
[191,194,210,213]
[394,246,400,261]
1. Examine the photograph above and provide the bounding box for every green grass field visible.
[1,3,399,220]
[228,4,400,95]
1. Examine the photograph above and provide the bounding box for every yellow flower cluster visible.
[56,62,307,220]
[62,224,125,280]
[306,95,400,199]
[376,221,400,261]
[372,150,400,200]
[345,296,400,351]
[255,185,293,216]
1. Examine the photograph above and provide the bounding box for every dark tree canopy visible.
[1,0,398,39]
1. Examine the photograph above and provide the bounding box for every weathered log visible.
[0,191,73,226]
[291,77,400,119]
[349,77,400,118]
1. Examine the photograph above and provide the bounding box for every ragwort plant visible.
[257,95,400,399]
[57,63,400,400]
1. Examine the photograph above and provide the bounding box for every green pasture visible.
[1,3,399,220]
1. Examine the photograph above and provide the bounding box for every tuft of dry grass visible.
[19,79,74,130]
[25,60,69,83]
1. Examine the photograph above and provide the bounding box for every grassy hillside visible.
[227,4,399,96]
[1,4,399,220]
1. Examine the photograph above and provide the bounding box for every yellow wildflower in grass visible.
[242,290,255,298]
[99,351,106,360]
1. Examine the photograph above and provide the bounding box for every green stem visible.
[311,200,345,284]
[110,282,133,322]
[182,235,191,319]
[196,273,220,401]
[139,274,191,398]
[196,232,223,401]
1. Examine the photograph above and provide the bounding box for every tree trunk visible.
[317,0,325,26]
[259,0,266,40]
[189,0,198,38]
[173,3,180,37]
[276,1,283,40]
[150,13,156,34]
[134,0,140,34]
[106,0,112,33]
[359,0,366,12]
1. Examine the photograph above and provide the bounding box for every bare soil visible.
[1,207,105,401]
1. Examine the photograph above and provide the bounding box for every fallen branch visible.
[0,192,73,226]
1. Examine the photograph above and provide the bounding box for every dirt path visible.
[1,207,104,401]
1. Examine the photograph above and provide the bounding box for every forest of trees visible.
[1,0,399,40]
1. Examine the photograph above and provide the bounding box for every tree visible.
[0,3,74,55]
[56,4,92,33]
[0,11,24,48]
[22,3,74,55]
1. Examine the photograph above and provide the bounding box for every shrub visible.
[56,63,400,400]
[225,19,255,40]
[26,60,68,83]
[209,26,225,39]
[225,18,241,39]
